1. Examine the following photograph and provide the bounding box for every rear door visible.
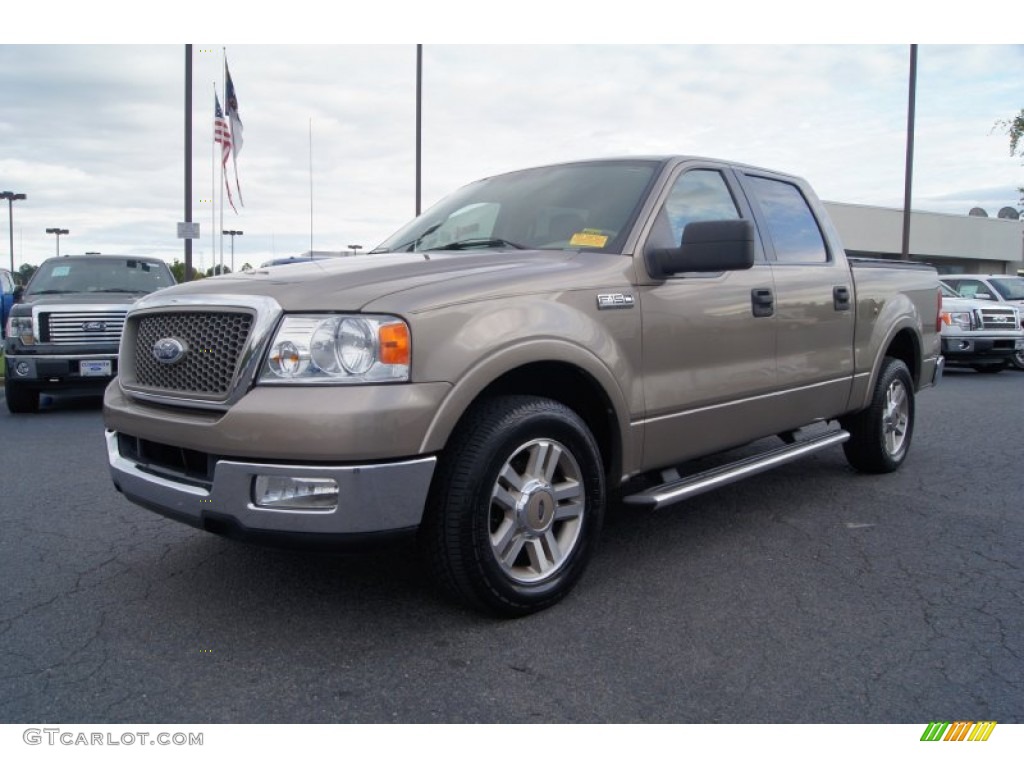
[736,171,856,422]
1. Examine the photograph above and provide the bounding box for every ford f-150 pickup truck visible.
[5,255,176,413]
[103,157,943,615]
[938,282,1023,373]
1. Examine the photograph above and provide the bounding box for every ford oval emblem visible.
[82,320,107,332]
[152,337,187,365]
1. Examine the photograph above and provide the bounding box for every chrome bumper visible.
[106,430,436,536]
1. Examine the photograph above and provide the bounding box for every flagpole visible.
[184,44,193,281]
[219,48,226,274]
[211,82,216,278]
[309,117,314,257]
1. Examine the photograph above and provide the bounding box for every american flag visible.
[214,94,232,166]
[224,59,244,206]
[225,61,243,158]
[214,93,237,212]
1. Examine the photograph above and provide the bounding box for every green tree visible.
[206,264,231,277]
[995,109,1024,204]
[169,258,204,282]
[16,263,37,285]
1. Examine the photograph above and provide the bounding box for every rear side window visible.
[746,176,828,264]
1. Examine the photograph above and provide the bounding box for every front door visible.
[637,164,778,471]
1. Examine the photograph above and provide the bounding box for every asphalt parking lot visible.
[1,369,1022,724]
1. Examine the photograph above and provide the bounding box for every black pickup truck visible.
[4,254,175,413]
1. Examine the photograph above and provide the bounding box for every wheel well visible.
[473,362,621,486]
[883,329,921,386]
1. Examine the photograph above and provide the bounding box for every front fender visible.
[413,294,642,476]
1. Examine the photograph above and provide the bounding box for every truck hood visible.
[941,296,1018,313]
[144,250,630,313]
[20,292,147,309]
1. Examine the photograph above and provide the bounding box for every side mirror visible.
[13,285,23,303]
[974,292,993,301]
[646,219,755,278]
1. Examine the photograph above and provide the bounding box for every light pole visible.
[222,229,243,273]
[1,191,27,273]
[347,244,363,256]
[45,227,69,258]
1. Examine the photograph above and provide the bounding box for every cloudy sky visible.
[0,35,1021,272]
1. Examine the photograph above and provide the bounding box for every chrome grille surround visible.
[118,294,283,411]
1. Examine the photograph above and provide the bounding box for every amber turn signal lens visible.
[379,322,410,366]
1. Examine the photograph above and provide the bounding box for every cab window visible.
[648,169,741,250]
[746,176,828,264]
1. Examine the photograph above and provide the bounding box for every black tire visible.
[840,357,914,474]
[971,362,1007,374]
[1012,350,1024,371]
[420,395,605,617]
[4,378,40,414]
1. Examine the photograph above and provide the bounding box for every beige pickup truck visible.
[103,157,943,616]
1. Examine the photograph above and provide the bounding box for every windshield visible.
[990,277,1024,301]
[27,257,174,296]
[940,283,960,298]
[372,160,663,254]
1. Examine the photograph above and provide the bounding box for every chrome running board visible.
[623,430,850,510]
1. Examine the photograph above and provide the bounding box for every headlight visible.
[940,311,975,331]
[6,314,35,345]
[259,314,410,384]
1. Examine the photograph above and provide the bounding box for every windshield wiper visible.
[26,289,73,295]
[372,222,445,254]
[434,238,527,251]
[88,288,146,293]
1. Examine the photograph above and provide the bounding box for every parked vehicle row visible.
[940,274,1024,370]
[938,281,1024,373]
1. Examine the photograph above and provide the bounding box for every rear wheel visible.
[421,395,605,617]
[4,379,40,414]
[840,357,914,474]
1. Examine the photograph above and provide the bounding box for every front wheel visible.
[840,357,914,474]
[971,361,1007,374]
[4,378,40,414]
[420,396,605,617]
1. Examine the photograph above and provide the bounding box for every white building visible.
[824,202,1023,276]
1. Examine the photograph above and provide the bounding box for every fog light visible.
[15,361,31,377]
[253,476,339,510]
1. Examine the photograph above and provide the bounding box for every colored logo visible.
[152,338,187,365]
[920,721,997,742]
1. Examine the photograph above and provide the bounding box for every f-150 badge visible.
[597,292,635,310]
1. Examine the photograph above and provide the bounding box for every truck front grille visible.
[127,311,255,397]
[40,310,126,344]
[977,308,1018,330]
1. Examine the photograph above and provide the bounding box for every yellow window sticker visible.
[569,231,609,248]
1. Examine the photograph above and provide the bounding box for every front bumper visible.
[941,336,1023,364]
[106,429,436,538]
[5,353,118,388]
